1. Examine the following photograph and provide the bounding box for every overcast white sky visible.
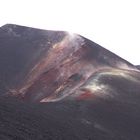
[0,0,140,64]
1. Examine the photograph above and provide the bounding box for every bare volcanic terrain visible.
[0,24,140,140]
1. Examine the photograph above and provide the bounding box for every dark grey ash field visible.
[0,24,140,140]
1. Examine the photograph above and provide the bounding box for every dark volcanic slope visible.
[0,24,140,140]
[0,24,138,102]
[1,93,140,140]
[0,24,66,95]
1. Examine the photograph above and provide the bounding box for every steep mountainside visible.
[0,24,140,140]
[0,24,138,102]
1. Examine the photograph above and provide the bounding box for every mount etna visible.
[0,24,140,140]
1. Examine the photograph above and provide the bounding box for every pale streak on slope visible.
[81,68,140,99]
[15,33,84,96]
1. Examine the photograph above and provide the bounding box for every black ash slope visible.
[0,95,140,140]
